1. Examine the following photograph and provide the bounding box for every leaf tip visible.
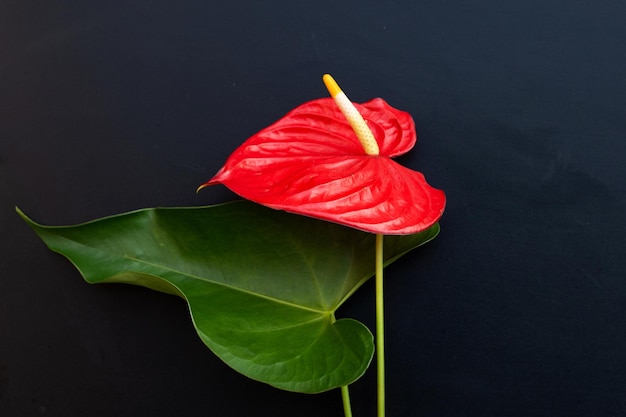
[15,206,32,224]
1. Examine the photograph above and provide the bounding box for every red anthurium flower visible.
[199,75,445,235]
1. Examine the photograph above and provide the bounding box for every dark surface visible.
[2,1,626,416]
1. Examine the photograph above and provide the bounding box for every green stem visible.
[375,233,385,417]
[341,385,353,417]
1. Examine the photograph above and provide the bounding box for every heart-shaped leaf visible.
[201,97,446,234]
[18,201,439,393]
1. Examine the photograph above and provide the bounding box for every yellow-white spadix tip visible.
[322,74,380,156]
[322,74,342,97]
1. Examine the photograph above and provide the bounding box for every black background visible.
[2,1,626,416]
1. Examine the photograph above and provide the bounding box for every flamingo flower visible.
[199,74,445,235]
[200,74,445,417]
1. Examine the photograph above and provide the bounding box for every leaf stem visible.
[341,385,353,417]
[375,233,385,417]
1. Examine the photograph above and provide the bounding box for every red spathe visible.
[202,97,445,235]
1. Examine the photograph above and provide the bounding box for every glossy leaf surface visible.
[18,201,439,393]
[201,97,446,234]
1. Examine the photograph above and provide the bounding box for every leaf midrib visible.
[50,230,333,316]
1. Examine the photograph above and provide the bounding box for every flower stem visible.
[341,385,353,417]
[375,233,385,417]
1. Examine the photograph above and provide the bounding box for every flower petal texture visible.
[202,97,445,234]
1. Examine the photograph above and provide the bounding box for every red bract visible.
[200,97,445,235]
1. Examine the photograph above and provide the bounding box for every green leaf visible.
[17,201,439,393]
